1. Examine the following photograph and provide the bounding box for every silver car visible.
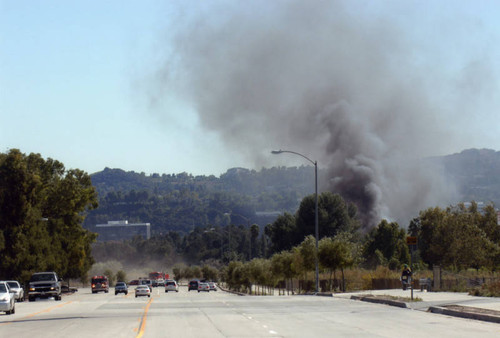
[198,282,210,292]
[0,281,15,315]
[135,285,151,298]
[208,282,217,291]
[164,280,179,293]
[6,281,24,302]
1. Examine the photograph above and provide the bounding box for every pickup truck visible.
[28,272,62,301]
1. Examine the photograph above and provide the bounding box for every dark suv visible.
[114,282,128,295]
[188,280,199,291]
[28,272,62,301]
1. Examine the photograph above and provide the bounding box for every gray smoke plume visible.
[153,1,458,228]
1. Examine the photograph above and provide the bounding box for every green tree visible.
[250,224,260,259]
[266,213,297,253]
[191,265,202,279]
[296,192,359,242]
[0,150,98,282]
[104,269,115,286]
[271,250,296,295]
[362,219,409,269]
[318,237,339,291]
[292,235,316,291]
[201,265,219,281]
[417,203,500,270]
[319,233,357,292]
[173,263,187,281]
[116,270,127,283]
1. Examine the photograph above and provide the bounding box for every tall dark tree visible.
[0,149,98,282]
[250,224,260,259]
[296,192,359,242]
[266,213,297,253]
[362,219,409,269]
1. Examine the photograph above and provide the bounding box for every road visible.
[1,286,499,337]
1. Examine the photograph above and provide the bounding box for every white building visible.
[95,220,151,241]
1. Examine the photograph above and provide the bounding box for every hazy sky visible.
[2,0,500,177]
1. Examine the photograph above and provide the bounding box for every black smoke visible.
[152,1,459,228]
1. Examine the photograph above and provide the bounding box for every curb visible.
[428,306,500,324]
[303,292,334,297]
[316,292,334,297]
[218,286,246,296]
[351,295,500,324]
[351,295,408,308]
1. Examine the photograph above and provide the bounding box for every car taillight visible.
[92,284,95,288]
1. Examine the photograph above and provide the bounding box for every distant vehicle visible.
[135,285,151,298]
[91,276,109,294]
[198,282,210,292]
[165,280,179,293]
[140,279,153,291]
[28,272,62,301]
[6,281,24,301]
[149,271,168,286]
[0,281,15,314]
[129,280,139,285]
[208,282,217,291]
[115,282,128,295]
[157,279,165,287]
[188,280,199,291]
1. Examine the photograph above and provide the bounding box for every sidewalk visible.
[332,288,500,324]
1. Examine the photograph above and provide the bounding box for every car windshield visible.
[0,284,7,293]
[7,281,18,288]
[31,274,55,282]
[116,282,125,287]
[92,278,107,283]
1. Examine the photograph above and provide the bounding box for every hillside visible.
[432,148,500,206]
[84,166,316,235]
[84,149,500,236]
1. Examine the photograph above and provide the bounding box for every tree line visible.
[3,149,500,289]
[93,194,500,292]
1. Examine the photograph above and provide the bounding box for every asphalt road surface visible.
[1,287,499,337]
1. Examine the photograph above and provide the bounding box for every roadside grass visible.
[469,280,500,297]
[374,294,423,302]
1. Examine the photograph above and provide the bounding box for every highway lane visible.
[1,286,499,337]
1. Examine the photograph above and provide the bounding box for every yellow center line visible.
[136,297,154,338]
[0,301,73,326]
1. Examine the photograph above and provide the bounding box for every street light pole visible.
[271,149,319,293]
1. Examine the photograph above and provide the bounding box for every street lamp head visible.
[271,150,283,155]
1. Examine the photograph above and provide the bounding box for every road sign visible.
[406,236,417,245]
